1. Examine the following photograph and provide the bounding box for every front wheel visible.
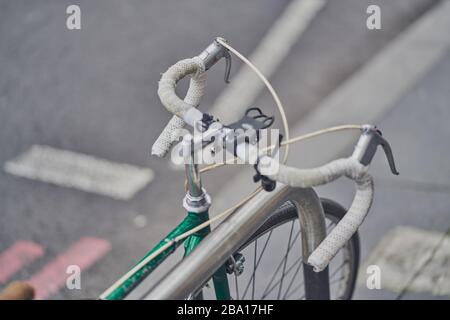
[199,198,360,300]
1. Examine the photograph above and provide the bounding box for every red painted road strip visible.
[0,241,45,283]
[28,237,111,299]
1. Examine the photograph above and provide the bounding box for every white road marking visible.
[287,0,450,151]
[209,0,326,123]
[168,0,326,172]
[4,145,154,200]
[358,226,450,297]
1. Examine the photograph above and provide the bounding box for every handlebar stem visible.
[182,134,211,213]
[198,37,231,83]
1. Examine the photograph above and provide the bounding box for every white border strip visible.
[289,0,450,142]
[358,226,450,296]
[4,145,154,200]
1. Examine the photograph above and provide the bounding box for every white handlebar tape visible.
[152,58,206,157]
[308,174,373,271]
[158,57,205,117]
[259,157,374,272]
[259,157,366,187]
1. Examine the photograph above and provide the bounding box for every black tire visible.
[225,198,360,300]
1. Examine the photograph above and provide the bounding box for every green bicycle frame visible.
[102,132,232,300]
[102,209,231,300]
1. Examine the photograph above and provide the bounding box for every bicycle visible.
[99,38,399,300]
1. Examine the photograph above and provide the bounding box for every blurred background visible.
[1,0,449,299]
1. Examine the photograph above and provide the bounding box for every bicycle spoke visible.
[262,221,334,299]
[241,230,273,299]
[284,258,349,300]
[282,259,303,299]
[261,231,300,299]
[260,229,300,299]
[251,239,257,300]
[261,257,303,299]
[277,221,295,299]
[284,277,304,299]
[234,273,239,300]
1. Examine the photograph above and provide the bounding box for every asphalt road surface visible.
[0,0,437,299]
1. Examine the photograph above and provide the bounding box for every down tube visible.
[101,211,212,300]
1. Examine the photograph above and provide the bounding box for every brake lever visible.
[378,131,399,175]
[352,125,399,175]
[198,37,232,83]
